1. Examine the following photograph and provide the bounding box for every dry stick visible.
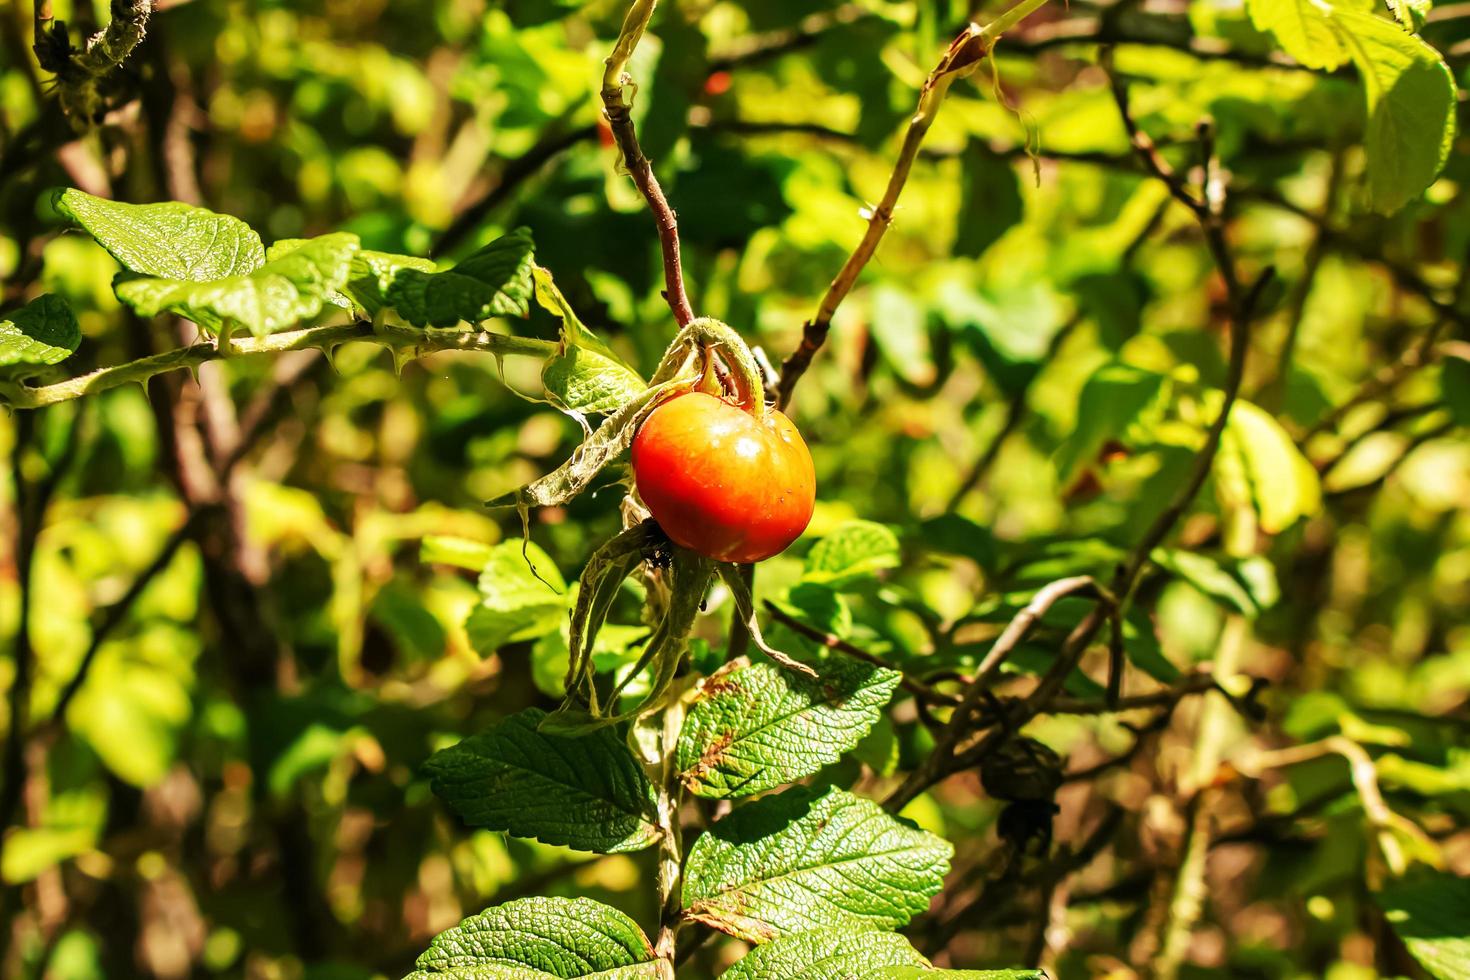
[602,0,694,327]
[762,600,961,706]
[882,575,1104,813]
[0,320,557,409]
[775,0,1055,411]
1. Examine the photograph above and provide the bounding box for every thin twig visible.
[601,0,694,327]
[0,320,557,409]
[762,600,961,706]
[775,0,1054,410]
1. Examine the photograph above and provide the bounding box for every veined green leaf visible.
[114,232,361,337]
[802,521,900,589]
[56,189,265,280]
[1245,0,1369,70]
[423,708,659,854]
[387,227,535,327]
[465,539,567,653]
[1377,873,1470,980]
[720,928,930,980]
[681,786,952,943]
[676,657,901,799]
[0,294,80,372]
[405,896,658,979]
[534,266,645,415]
[1333,7,1456,215]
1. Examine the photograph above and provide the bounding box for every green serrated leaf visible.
[405,896,658,979]
[1377,872,1470,980]
[681,786,952,943]
[56,189,265,280]
[114,232,361,337]
[1334,8,1457,215]
[423,708,659,854]
[720,927,930,980]
[347,249,439,317]
[676,658,901,799]
[387,227,535,327]
[465,539,567,654]
[802,521,901,589]
[0,295,81,372]
[532,267,646,415]
[1245,0,1369,70]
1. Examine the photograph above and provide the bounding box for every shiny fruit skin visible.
[632,392,816,563]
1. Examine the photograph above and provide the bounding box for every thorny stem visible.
[775,0,1053,410]
[602,0,695,327]
[0,320,557,409]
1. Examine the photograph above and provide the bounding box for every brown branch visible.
[762,600,960,706]
[601,0,694,327]
[775,0,1054,410]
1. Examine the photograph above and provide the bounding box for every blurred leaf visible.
[721,927,929,979]
[406,896,658,978]
[676,658,900,799]
[1055,362,1170,483]
[424,707,659,853]
[55,189,264,280]
[955,143,1023,260]
[870,285,934,387]
[853,714,899,777]
[802,521,901,589]
[875,971,1044,979]
[465,539,567,654]
[915,514,997,570]
[115,233,361,337]
[1153,549,1277,617]
[419,535,497,572]
[1121,609,1181,683]
[1246,0,1369,70]
[1378,872,1470,980]
[1218,400,1322,534]
[0,294,80,373]
[386,227,536,327]
[681,786,951,942]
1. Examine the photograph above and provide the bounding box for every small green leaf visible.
[0,295,81,372]
[347,249,438,317]
[803,521,901,589]
[405,896,658,979]
[1377,872,1470,980]
[1387,0,1432,32]
[721,927,929,980]
[681,786,952,943]
[56,189,265,280]
[534,266,646,415]
[387,227,535,327]
[1218,400,1322,534]
[465,539,567,654]
[1153,549,1274,618]
[676,658,901,799]
[423,707,659,854]
[115,233,361,337]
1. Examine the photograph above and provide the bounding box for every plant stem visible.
[602,0,695,327]
[0,321,557,409]
[776,0,1053,409]
[652,693,686,978]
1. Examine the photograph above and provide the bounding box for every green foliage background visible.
[2,0,1470,977]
